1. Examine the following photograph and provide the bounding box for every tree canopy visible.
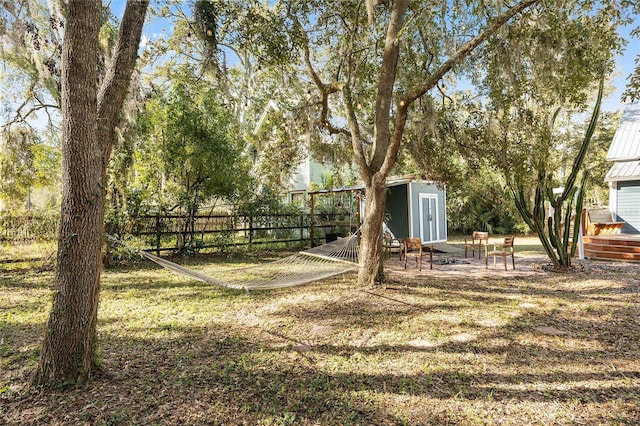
[0,125,59,209]
[131,70,250,214]
[622,1,640,102]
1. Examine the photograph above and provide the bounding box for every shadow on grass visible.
[8,323,637,425]
[0,271,53,291]
[384,266,640,304]
[3,252,639,425]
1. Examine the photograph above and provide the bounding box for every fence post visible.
[155,213,161,256]
[248,214,253,248]
[355,191,362,244]
[300,214,304,248]
[310,193,315,247]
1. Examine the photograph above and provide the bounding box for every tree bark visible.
[33,0,148,386]
[354,0,408,286]
[358,173,388,285]
[32,0,102,386]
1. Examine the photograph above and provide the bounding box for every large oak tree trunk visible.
[33,1,101,386]
[351,0,408,286]
[33,0,148,386]
[357,174,388,285]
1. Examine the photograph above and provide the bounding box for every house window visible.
[321,152,335,164]
[291,192,305,206]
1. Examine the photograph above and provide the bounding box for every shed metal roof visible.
[605,160,640,182]
[307,174,437,195]
[607,103,640,161]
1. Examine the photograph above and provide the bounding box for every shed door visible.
[419,194,439,242]
[617,181,640,234]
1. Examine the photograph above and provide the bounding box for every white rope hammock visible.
[106,234,359,291]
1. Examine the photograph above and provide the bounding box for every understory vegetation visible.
[1,242,638,425]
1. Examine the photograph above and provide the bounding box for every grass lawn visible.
[1,240,639,425]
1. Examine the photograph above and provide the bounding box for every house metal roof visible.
[606,102,640,161]
[605,160,640,182]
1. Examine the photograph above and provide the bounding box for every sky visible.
[603,18,639,112]
[112,1,638,113]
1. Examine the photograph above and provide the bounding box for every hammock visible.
[106,234,359,291]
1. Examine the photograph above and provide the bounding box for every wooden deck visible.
[582,233,640,263]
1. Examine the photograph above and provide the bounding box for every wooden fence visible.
[1,211,355,254]
[127,212,354,254]
[127,213,308,254]
[0,213,59,243]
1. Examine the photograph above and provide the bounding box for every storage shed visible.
[384,176,447,244]
[605,102,640,234]
[309,175,447,245]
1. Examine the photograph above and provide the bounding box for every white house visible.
[252,100,352,204]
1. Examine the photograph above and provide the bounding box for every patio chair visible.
[403,238,424,271]
[485,236,515,271]
[383,232,402,260]
[464,231,488,259]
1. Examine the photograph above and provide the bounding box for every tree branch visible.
[370,0,409,174]
[382,0,539,177]
[300,26,351,139]
[401,0,538,105]
[97,0,149,171]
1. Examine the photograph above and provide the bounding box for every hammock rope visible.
[105,233,360,291]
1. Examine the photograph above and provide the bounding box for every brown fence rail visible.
[126,212,354,254]
[0,213,59,243]
[1,211,354,254]
[127,213,318,254]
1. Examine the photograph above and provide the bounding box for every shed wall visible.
[409,182,447,243]
[386,185,409,238]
